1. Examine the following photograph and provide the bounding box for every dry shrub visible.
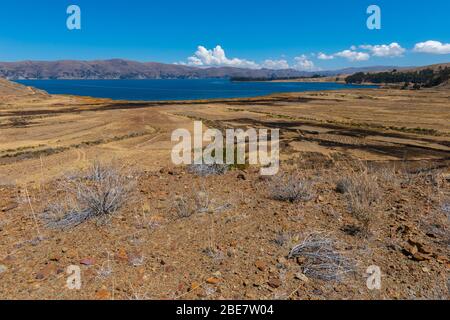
[269,172,314,203]
[170,188,232,219]
[187,164,229,176]
[42,161,135,229]
[336,167,380,234]
[288,233,354,281]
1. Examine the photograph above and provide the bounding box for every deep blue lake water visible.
[16,79,376,101]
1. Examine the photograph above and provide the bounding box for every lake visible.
[16,79,376,101]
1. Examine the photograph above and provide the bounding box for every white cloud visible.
[359,42,405,57]
[293,55,316,71]
[261,59,290,70]
[413,40,450,54]
[317,52,334,60]
[185,45,259,69]
[335,50,370,62]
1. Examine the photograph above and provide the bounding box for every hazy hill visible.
[0,59,314,80]
[0,59,403,80]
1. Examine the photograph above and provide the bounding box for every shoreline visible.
[14,79,379,103]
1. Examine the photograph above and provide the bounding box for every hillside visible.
[345,63,450,88]
[0,77,47,98]
[0,60,313,80]
[0,59,408,80]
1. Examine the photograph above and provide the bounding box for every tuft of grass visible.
[269,173,314,203]
[170,189,232,219]
[42,161,135,229]
[288,233,354,282]
[336,168,380,234]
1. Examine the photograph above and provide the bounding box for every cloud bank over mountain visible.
[178,41,447,71]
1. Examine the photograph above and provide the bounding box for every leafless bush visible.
[442,200,450,218]
[170,189,232,219]
[187,163,229,176]
[373,165,401,186]
[288,233,355,281]
[269,173,314,203]
[42,162,135,229]
[337,169,380,233]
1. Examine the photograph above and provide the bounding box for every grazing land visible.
[0,80,449,299]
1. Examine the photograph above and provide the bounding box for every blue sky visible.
[0,0,449,70]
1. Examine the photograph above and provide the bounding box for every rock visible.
[295,272,309,283]
[422,267,430,273]
[0,264,7,274]
[237,173,247,180]
[268,278,282,288]
[35,264,57,280]
[190,282,201,291]
[80,258,95,266]
[277,257,288,265]
[164,266,175,273]
[115,248,128,262]
[412,253,429,262]
[408,238,432,254]
[206,277,221,285]
[255,260,267,272]
[49,254,61,262]
[95,288,111,300]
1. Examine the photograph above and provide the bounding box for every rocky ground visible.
[0,82,449,300]
[0,158,449,300]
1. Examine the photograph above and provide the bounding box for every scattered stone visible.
[268,278,282,288]
[35,264,57,280]
[277,257,287,265]
[190,282,201,291]
[206,277,220,285]
[80,258,95,266]
[95,288,111,300]
[295,272,309,283]
[255,260,267,272]
[237,172,247,180]
[115,248,128,262]
[49,254,61,262]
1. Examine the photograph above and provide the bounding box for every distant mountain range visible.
[0,59,400,80]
